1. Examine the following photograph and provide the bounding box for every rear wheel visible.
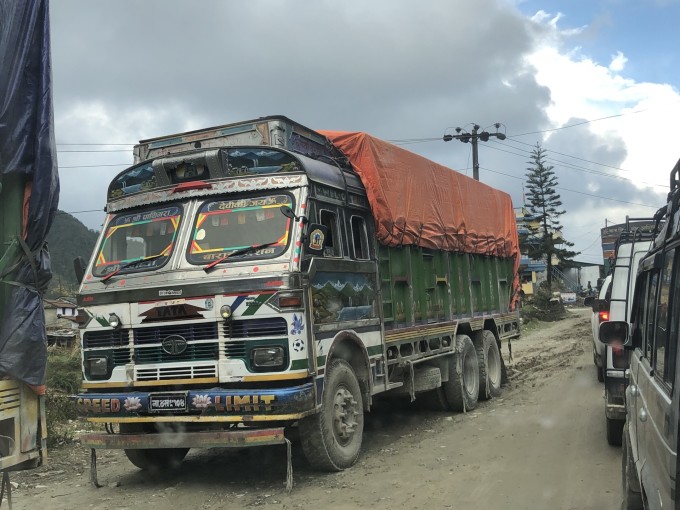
[474,330,502,399]
[622,423,643,509]
[597,364,604,382]
[299,359,364,471]
[442,335,479,412]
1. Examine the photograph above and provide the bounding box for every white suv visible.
[588,274,612,382]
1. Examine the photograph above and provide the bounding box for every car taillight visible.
[598,311,609,322]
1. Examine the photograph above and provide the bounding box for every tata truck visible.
[74,116,521,477]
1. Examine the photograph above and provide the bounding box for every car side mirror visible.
[599,321,630,348]
[73,256,86,284]
[584,296,594,307]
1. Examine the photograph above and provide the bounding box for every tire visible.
[473,330,502,400]
[120,423,189,471]
[442,334,479,412]
[418,387,449,411]
[606,417,624,446]
[124,447,189,471]
[299,359,364,471]
[622,423,644,509]
[597,364,604,383]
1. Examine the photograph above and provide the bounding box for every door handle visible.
[639,408,648,422]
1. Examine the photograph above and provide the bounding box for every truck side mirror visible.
[599,321,629,348]
[73,256,86,284]
[584,296,594,307]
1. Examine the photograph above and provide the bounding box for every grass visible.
[45,345,82,447]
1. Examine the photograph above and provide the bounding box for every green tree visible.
[524,143,577,288]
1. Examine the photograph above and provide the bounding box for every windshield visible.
[92,205,182,277]
[188,194,292,265]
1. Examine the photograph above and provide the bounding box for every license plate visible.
[149,392,188,413]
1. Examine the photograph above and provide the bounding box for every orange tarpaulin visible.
[319,130,520,305]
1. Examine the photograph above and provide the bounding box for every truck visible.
[0,0,59,501]
[73,116,521,481]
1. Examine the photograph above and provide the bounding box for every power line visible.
[479,166,659,209]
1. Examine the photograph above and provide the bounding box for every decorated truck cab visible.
[74,116,520,477]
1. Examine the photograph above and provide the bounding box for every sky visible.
[49,0,680,267]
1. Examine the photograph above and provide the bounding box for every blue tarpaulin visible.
[0,0,60,390]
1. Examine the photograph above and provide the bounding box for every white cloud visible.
[609,51,628,72]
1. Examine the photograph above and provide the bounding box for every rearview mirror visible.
[599,321,629,347]
[584,296,594,307]
[73,256,86,284]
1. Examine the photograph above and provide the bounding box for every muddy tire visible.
[622,423,643,509]
[442,334,479,412]
[299,359,364,471]
[419,387,449,411]
[120,423,189,471]
[606,417,624,446]
[124,447,189,471]
[473,330,502,400]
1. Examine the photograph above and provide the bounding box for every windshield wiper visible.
[203,241,279,273]
[101,253,167,284]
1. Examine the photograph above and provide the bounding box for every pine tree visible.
[524,143,577,288]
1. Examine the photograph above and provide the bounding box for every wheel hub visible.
[333,386,359,443]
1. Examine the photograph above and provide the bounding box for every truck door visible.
[636,250,679,508]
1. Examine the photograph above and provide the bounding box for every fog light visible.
[87,357,109,377]
[108,313,121,329]
[252,346,285,368]
[220,305,233,320]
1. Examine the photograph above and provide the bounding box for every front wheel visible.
[299,359,364,471]
[124,447,189,471]
[120,423,189,471]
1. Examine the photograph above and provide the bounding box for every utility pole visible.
[443,123,506,181]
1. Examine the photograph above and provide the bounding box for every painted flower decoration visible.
[192,394,212,409]
[123,396,142,411]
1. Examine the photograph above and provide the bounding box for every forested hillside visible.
[46,211,99,297]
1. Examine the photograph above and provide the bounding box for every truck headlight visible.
[108,313,121,329]
[251,347,286,369]
[87,357,109,378]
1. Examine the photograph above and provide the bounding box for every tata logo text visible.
[159,289,182,297]
[161,334,188,355]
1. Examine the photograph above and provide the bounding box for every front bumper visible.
[74,382,315,422]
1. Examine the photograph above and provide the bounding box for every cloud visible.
[49,1,679,267]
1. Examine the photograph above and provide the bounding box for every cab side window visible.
[319,209,341,257]
[350,215,369,260]
[644,271,659,362]
[656,249,678,388]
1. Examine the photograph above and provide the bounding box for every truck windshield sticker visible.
[188,194,293,264]
[226,148,300,176]
[93,206,182,277]
[108,162,156,200]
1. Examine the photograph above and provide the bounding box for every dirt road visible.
[9,307,622,509]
